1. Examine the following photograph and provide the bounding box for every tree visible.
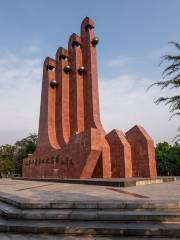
[150,42,180,142]
[156,142,180,176]
[0,144,15,176]
[13,134,37,176]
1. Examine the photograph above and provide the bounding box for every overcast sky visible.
[0,0,179,145]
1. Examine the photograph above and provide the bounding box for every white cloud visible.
[22,45,41,54]
[106,45,175,69]
[0,51,179,146]
[0,52,42,145]
[107,56,133,67]
[99,74,179,144]
[148,44,178,59]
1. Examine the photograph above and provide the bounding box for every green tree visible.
[150,42,180,141]
[0,144,15,176]
[156,142,180,175]
[14,134,37,176]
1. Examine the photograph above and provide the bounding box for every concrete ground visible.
[0,177,179,203]
[0,178,179,239]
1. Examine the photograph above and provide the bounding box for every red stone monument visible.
[23,17,157,179]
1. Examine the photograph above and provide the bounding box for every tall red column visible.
[81,17,105,133]
[68,34,85,136]
[55,48,70,146]
[36,57,60,155]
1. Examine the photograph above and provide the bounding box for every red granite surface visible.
[23,17,157,179]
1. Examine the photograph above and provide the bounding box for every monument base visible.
[12,176,175,187]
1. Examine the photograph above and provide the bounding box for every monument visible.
[23,17,157,179]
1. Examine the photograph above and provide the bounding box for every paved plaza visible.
[0,178,179,203]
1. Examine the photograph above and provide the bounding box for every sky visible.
[0,0,180,145]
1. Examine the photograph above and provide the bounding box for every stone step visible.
[0,233,180,240]
[0,218,180,236]
[0,193,180,210]
[14,210,180,221]
[3,209,180,222]
[0,200,180,221]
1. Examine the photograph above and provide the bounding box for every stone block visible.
[126,125,157,177]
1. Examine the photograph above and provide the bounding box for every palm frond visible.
[169,41,180,50]
[169,112,180,120]
[149,42,180,142]
[173,133,180,143]
[162,64,180,79]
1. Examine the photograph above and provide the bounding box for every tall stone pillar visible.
[36,57,60,155]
